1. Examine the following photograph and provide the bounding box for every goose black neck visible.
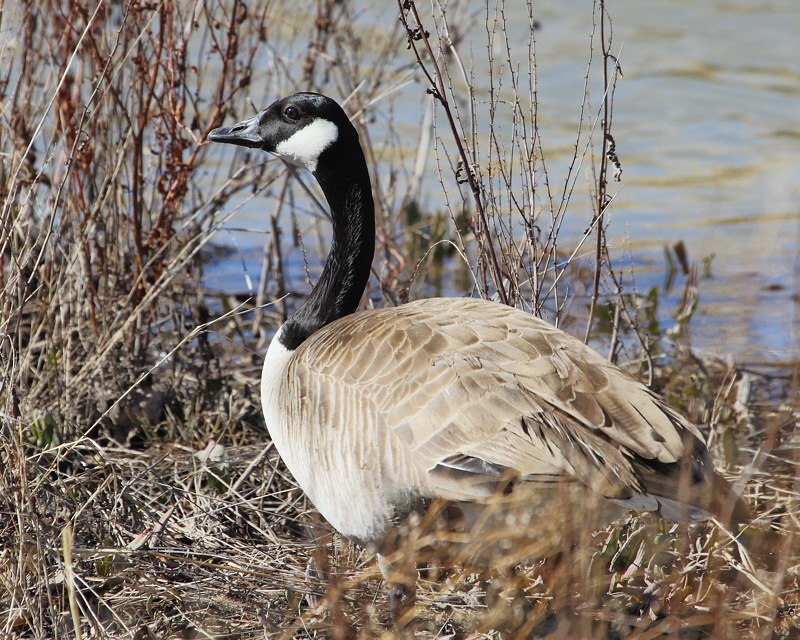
[278,134,375,351]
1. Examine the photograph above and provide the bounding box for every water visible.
[594,0,800,364]
[206,0,800,364]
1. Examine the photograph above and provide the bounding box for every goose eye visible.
[284,105,300,121]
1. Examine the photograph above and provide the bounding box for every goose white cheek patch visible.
[274,118,339,173]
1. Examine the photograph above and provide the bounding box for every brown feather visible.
[275,297,750,553]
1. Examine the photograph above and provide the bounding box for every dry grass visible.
[1,1,798,638]
[2,364,797,638]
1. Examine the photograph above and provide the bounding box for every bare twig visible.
[399,0,508,305]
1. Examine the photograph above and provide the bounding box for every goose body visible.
[209,93,748,577]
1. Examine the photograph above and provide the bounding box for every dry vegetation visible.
[1,0,798,638]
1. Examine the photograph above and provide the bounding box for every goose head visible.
[208,92,359,175]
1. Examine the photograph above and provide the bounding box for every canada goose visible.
[208,92,749,598]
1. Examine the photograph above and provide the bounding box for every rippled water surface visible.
[210,0,799,364]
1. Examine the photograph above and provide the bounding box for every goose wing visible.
[290,297,722,523]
